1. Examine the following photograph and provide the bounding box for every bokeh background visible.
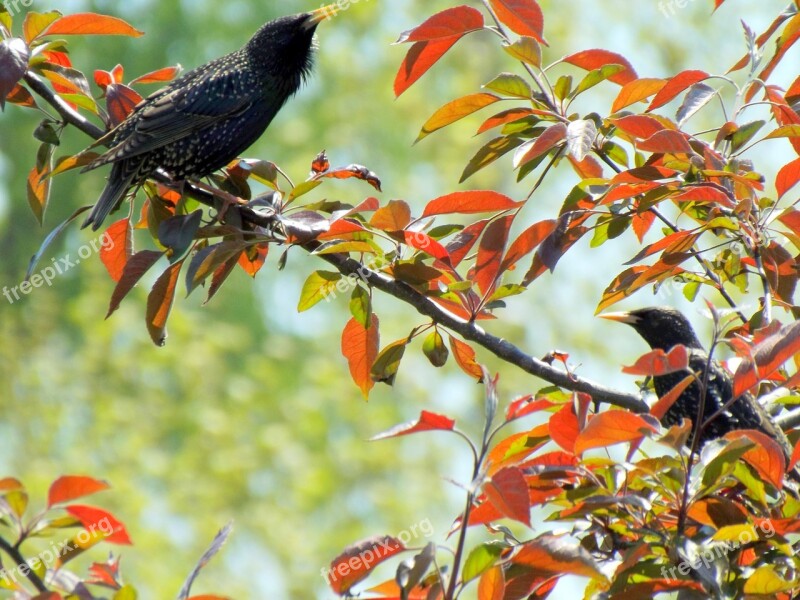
[0,0,792,597]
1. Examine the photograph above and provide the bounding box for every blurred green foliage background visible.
[0,0,791,597]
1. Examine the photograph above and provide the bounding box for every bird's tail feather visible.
[82,162,135,231]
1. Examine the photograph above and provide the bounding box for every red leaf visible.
[396,5,484,43]
[483,467,531,526]
[43,13,144,37]
[488,0,547,45]
[342,315,380,398]
[446,219,491,267]
[648,70,709,110]
[631,210,656,242]
[146,260,183,346]
[563,49,637,85]
[106,250,164,318]
[732,320,800,398]
[574,410,658,455]
[478,107,536,134]
[621,345,689,376]
[512,535,602,578]
[65,505,132,545]
[422,190,520,217]
[500,219,557,272]
[506,395,555,421]
[650,374,694,421]
[48,476,109,508]
[395,36,461,97]
[370,410,456,441]
[549,403,579,454]
[326,536,405,595]
[475,215,514,297]
[403,230,452,264]
[637,130,693,154]
[776,157,800,198]
[99,219,132,283]
[513,122,566,168]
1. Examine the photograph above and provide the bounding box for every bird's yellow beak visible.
[307,4,339,27]
[599,311,639,325]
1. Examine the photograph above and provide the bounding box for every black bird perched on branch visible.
[81,7,334,230]
[602,307,792,460]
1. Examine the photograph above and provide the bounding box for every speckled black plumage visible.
[81,12,321,230]
[606,307,791,459]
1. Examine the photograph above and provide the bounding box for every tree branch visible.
[21,68,649,413]
[0,535,48,593]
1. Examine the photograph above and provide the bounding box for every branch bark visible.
[8,71,697,414]
[0,535,48,593]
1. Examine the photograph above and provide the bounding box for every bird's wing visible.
[93,64,257,165]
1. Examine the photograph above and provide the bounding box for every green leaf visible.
[371,339,408,385]
[730,120,765,153]
[422,329,449,367]
[554,75,572,100]
[297,270,342,312]
[484,72,532,99]
[460,135,524,183]
[462,542,505,582]
[503,36,541,67]
[349,285,371,328]
[572,65,626,98]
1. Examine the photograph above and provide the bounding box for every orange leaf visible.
[725,430,786,489]
[130,66,181,85]
[446,218,491,266]
[106,250,164,319]
[449,336,484,380]
[478,107,536,134]
[417,92,500,141]
[573,410,658,455]
[489,0,547,45]
[370,199,412,231]
[622,345,689,376]
[65,505,132,545]
[478,565,505,600]
[403,230,452,264]
[563,49,636,85]
[395,37,461,97]
[99,219,132,283]
[648,70,709,110]
[48,476,110,508]
[422,190,520,217]
[237,243,268,278]
[776,157,800,198]
[43,13,144,37]
[611,78,666,112]
[342,315,380,398]
[483,467,531,526]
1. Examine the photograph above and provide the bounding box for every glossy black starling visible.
[602,307,792,459]
[81,8,331,230]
